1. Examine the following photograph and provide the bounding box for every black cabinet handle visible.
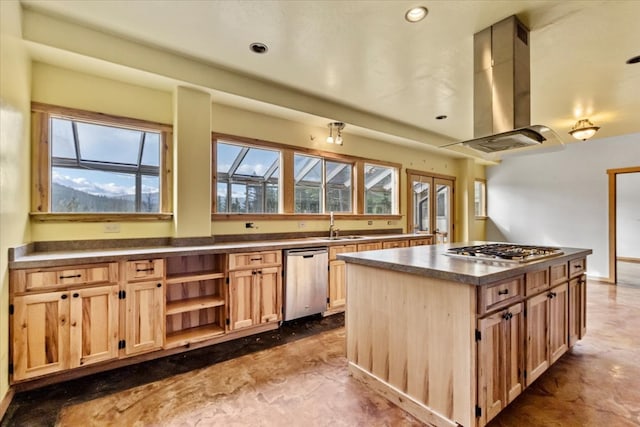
[250,257,263,261]
[548,292,557,299]
[502,312,513,320]
[60,274,82,279]
[61,294,68,300]
[136,268,155,272]
[574,265,582,270]
[72,293,79,298]
[156,283,162,288]
[498,289,509,295]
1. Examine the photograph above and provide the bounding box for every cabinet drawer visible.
[479,276,524,315]
[357,242,382,252]
[382,240,408,249]
[329,244,357,261]
[410,237,433,246]
[569,258,586,278]
[21,263,117,292]
[550,262,569,286]
[526,268,550,296]
[229,250,282,270]
[126,259,164,281]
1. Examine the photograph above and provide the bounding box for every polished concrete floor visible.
[2,279,640,426]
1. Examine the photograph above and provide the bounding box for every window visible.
[216,141,280,213]
[474,179,487,218]
[32,103,172,217]
[364,163,398,214]
[294,154,353,214]
[407,170,455,241]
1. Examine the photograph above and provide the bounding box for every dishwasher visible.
[283,247,328,321]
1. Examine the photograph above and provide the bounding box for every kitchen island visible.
[338,242,591,427]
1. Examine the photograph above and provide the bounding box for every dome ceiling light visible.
[405,6,428,23]
[569,118,600,141]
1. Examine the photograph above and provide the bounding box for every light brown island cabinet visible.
[122,259,164,355]
[10,263,119,381]
[228,250,282,331]
[340,245,591,427]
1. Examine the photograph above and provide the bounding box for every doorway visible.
[607,166,640,284]
[406,169,455,242]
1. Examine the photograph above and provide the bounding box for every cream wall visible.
[0,0,31,409]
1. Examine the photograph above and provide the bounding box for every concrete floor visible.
[2,280,640,426]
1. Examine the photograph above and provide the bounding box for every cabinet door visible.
[228,270,255,330]
[256,266,281,324]
[526,292,549,386]
[328,260,347,309]
[12,292,70,380]
[549,283,569,364]
[477,303,523,427]
[69,285,119,368]
[568,277,580,346]
[477,312,504,426]
[125,281,164,355]
[579,275,587,339]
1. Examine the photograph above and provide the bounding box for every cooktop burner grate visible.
[446,243,563,263]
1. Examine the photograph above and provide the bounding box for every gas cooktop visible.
[446,243,563,264]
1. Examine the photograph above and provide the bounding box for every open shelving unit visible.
[164,254,227,348]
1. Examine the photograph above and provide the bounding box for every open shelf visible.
[166,271,225,285]
[165,324,225,348]
[166,295,225,315]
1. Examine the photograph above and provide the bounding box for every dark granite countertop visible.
[9,233,433,269]
[337,241,592,286]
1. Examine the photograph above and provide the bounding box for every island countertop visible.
[337,241,592,286]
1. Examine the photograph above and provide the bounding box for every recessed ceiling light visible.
[405,6,428,23]
[250,43,268,54]
[436,115,447,120]
[626,55,640,64]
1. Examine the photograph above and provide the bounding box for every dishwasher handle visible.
[284,247,328,257]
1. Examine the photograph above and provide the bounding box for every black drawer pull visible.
[497,289,509,295]
[61,294,68,300]
[573,265,582,270]
[250,257,263,261]
[548,292,557,299]
[502,312,513,320]
[72,293,79,298]
[136,268,155,272]
[157,283,162,288]
[60,274,82,279]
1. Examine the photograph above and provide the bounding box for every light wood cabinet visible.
[328,244,357,311]
[124,280,164,355]
[164,254,226,348]
[228,251,282,331]
[12,284,119,381]
[477,302,524,426]
[356,242,383,252]
[526,282,568,386]
[409,236,433,246]
[382,240,409,249]
[569,274,587,346]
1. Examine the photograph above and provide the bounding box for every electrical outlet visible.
[103,223,120,233]
[367,220,373,226]
[298,221,306,229]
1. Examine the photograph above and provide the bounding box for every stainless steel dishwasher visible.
[283,247,328,321]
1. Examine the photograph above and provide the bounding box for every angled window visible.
[216,141,280,213]
[294,154,354,214]
[32,103,172,218]
[325,160,352,213]
[364,163,398,214]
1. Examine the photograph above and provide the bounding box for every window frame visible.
[31,102,173,221]
[363,162,400,215]
[211,133,401,220]
[474,178,488,219]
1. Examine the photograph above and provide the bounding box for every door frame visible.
[607,166,640,284]
[406,169,456,239]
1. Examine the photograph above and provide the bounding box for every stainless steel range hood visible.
[456,15,561,154]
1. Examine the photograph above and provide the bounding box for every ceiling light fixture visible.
[569,118,600,141]
[405,6,428,23]
[327,122,345,145]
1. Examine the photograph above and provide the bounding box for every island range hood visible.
[457,15,561,154]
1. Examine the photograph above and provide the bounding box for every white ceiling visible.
[20,0,640,154]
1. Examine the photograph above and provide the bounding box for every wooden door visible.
[329,260,347,309]
[256,266,281,324]
[69,285,119,368]
[12,291,70,380]
[125,281,163,355]
[228,270,255,330]
[549,283,569,364]
[526,292,549,386]
[504,303,524,404]
[477,311,504,426]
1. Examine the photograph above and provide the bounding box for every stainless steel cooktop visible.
[446,243,564,264]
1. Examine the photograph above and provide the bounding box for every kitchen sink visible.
[322,235,365,241]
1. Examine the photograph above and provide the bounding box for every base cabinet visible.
[124,280,164,355]
[569,274,587,346]
[477,303,524,426]
[228,251,282,331]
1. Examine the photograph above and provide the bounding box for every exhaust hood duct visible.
[456,15,560,154]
